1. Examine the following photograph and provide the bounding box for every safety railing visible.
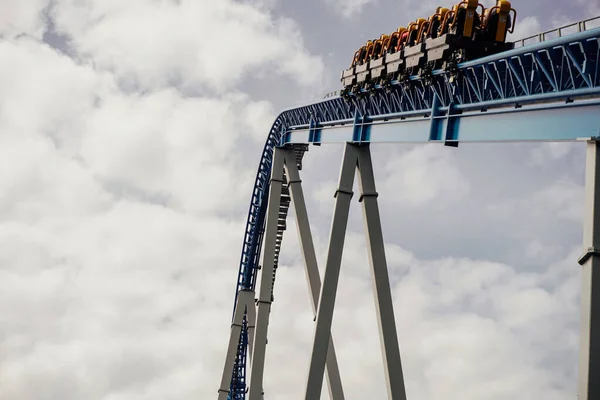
[323,89,341,99]
[513,15,600,48]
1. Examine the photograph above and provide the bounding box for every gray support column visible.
[356,144,407,400]
[217,290,254,400]
[248,147,286,400]
[304,144,359,400]
[577,139,600,400]
[246,291,257,365]
[283,149,346,400]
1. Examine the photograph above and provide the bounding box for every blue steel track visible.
[227,27,600,399]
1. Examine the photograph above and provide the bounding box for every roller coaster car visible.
[384,28,408,79]
[477,0,517,43]
[424,0,483,70]
[356,40,376,84]
[369,34,391,82]
[425,0,516,72]
[339,0,517,95]
[403,18,429,75]
[341,40,372,88]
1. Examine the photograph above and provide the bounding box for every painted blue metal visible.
[227,26,600,399]
[283,98,600,145]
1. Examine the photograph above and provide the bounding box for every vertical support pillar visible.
[356,144,407,400]
[577,139,600,400]
[248,148,286,400]
[217,290,254,400]
[284,149,346,400]
[305,144,358,400]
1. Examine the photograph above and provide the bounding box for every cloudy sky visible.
[1,0,600,399]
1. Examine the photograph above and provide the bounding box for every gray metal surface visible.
[284,148,346,400]
[248,150,285,400]
[304,143,406,399]
[578,140,600,400]
[356,145,407,400]
[304,144,358,400]
[218,290,255,400]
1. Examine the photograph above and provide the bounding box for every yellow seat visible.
[425,7,451,39]
[449,0,484,38]
[407,18,427,46]
[484,0,517,42]
[385,27,407,53]
[373,34,390,58]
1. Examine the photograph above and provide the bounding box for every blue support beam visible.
[283,98,600,145]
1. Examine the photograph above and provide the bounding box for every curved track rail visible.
[227,23,600,399]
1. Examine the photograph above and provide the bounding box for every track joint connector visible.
[578,247,600,265]
[334,188,354,198]
[359,191,379,202]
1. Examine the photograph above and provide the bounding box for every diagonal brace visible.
[356,144,407,400]
[283,148,346,400]
[217,290,256,400]
[304,144,358,400]
[304,143,407,400]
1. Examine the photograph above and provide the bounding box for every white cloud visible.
[576,0,600,18]
[50,0,324,93]
[530,143,579,166]
[0,0,48,39]
[0,0,589,399]
[487,179,583,223]
[508,16,542,41]
[323,0,378,19]
[380,145,470,206]
[0,1,326,397]
[261,222,580,399]
[397,0,501,24]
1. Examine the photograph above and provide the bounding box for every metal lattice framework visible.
[225,23,600,400]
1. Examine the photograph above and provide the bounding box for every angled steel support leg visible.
[356,144,407,400]
[305,144,359,400]
[217,290,255,400]
[283,149,346,400]
[247,292,257,365]
[248,148,285,400]
[577,139,600,400]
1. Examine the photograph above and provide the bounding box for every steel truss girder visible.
[227,27,600,398]
[304,143,406,400]
[283,98,600,145]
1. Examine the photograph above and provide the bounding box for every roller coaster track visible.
[225,19,600,400]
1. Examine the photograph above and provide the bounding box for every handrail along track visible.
[226,21,600,400]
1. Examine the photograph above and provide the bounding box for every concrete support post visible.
[577,139,600,400]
